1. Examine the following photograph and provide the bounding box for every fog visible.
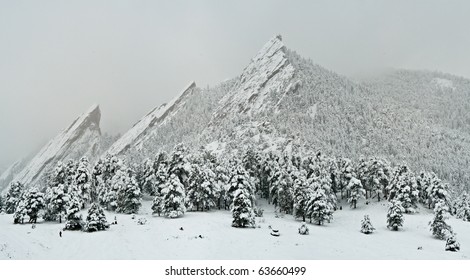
[1,0,469,168]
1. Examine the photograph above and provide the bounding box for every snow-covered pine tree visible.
[360,214,375,234]
[15,188,45,224]
[116,170,142,214]
[293,172,310,222]
[426,174,450,210]
[64,195,83,230]
[214,160,230,209]
[355,157,370,198]
[337,157,354,199]
[429,199,452,240]
[416,171,431,204]
[364,158,391,202]
[141,158,156,196]
[4,181,24,214]
[231,186,256,228]
[187,163,220,211]
[242,147,262,192]
[306,186,333,225]
[445,233,460,252]
[13,199,27,224]
[44,183,69,223]
[386,164,419,213]
[65,159,77,189]
[161,174,186,218]
[151,192,164,216]
[0,195,4,212]
[85,203,108,232]
[271,163,294,214]
[387,200,405,231]
[168,143,190,189]
[47,161,67,189]
[104,169,126,211]
[227,164,255,208]
[75,156,92,208]
[454,192,470,222]
[347,177,365,209]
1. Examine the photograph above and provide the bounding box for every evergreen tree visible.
[337,157,354,199]
[293,172,310,222]
[429,199,452,240]
[44,183,69,223]
[0,195,4,213]
[425,173,450,209]
[231,187,256,228]
[14,188,45,224]
[445,233,460,252]
[64,195,83,230]
[187,163,220,211]
[162,174,186,218]
[168,143,190,188]
[347,177,365,209]
[454,192,470,222]
[5,181,24,214]
[364,158,391,202]
[141,158,156,196]
[387,200,405,231]
[387,165,419,213]
[116,170,142,214]
[227,164,255,207]
[306,187,333,225]
[13,200,27,224]
[76,157,92,208]
[85,203,108,232]
[360,214,375,234]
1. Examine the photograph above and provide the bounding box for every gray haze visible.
[1,0,470,168]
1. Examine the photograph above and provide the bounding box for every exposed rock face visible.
[106,82,198,156]
[1,105,102,191]
[212,35,296,122]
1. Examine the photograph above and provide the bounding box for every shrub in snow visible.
[347,177,365,209]
[298,222,309,235]
[231,187,256,228]
[387,200,404,231]
[5,181,24,214]
[84,203,108,232]
[429,199,452,240]
[162,174,186,218]
[64,196,83,231]
[137,218,147,225]
[445,233,460,252]
[360,215,375,234]
[254,207,264,217]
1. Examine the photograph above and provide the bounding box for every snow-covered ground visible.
[0,199,468,260]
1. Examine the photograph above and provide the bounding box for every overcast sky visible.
[1,0,470,169]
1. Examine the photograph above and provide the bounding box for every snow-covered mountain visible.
[0,104,103,192]
[105,82,198,156]
[120,35,470,192]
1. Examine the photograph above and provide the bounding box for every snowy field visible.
[0,199,469,260]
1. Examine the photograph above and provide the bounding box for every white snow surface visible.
[1,199,468,259]
[105,82,197,156]
[3,105,102,190]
